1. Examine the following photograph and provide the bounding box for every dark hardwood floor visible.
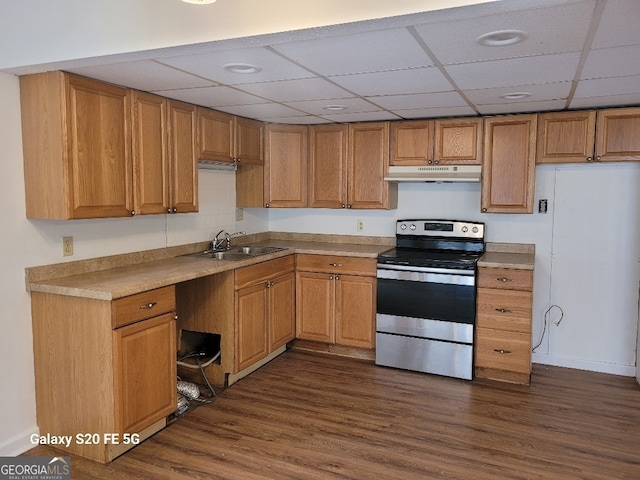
[25,350,640,479]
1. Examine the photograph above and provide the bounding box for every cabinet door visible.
[390,120,434,166]
[264,124,308,208]
[434,117,483,165]
[348,122,397,209]
[236,283,269,371]
[335,274,375,348]
[309,124,348,208]
[482,115,536,214]
[595,107,640,162]
[113,313,176,434]
[66,74,133,218]
[269,272,296,351]
[536,110,596,164]
[168,100,198,213]
[131,91,170,215]
[197,108,234,163]
[296,272,334,343]
[235,117,264,165]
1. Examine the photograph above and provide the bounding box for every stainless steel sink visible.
[188,246,288,261]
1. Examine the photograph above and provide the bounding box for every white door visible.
[550,164,640,373]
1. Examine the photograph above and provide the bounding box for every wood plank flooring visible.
[24,350,640,479]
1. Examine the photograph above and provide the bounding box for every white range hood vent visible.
[384,165,481,183]
[197,159,238,171]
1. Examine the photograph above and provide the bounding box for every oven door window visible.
[377,273,475,324]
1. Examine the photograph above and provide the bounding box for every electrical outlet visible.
[357,219,365,232]
[62,236,73,256]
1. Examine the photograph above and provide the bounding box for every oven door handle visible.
[377,266,475,286]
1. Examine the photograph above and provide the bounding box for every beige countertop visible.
[27,238,391,301]
[479,242,535,270]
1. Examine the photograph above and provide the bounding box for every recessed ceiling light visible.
[323,104,348,111]
[500,92,533,100]
[182,0,216,4]
[222,63,262,74]
[476,29,528,47]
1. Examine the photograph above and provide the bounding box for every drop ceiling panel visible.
[393,105,477,119]
[329,67,453,97]
[318,110,401,123]
[157,47,315,85]
[477,99,566,115]
[413,1,596,65]
[215,102,306,120]
[369,91,469,110]
[283,97,380,115]
[272,28,433,76]
[570,92,640,109]
[464,81,572,105]
[591,0,640,48]
[65,60,215,91]
[581,44,640,80]
[235,77,353,102]
[446,52,582,90]
[151,85,265,107]
[574,75,640,99]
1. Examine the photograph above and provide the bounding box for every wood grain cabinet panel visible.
[481,114,537,214]
[197,107,235,164]
[536,110,596,164]
[296,254,376,349]
[309,124,348,208]
[235,116,264,165]
[434,117,483,165]
[31,286,177,463]
[390,120,434,165]
[264,124,308,208]
[595,107,640,162]
[475,266,533,384]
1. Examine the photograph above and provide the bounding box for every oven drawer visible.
[297,254,376,276]
[475,327,531,374]
[478,267,533,291]
[476,288,532,333]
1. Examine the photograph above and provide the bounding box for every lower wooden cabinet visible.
[475,267,533,384]
[235,257,295,371]
[296,254,376,349]
[31,286,177,463]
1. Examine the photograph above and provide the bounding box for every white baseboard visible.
[0,426,39,456]
[533,353,636,377]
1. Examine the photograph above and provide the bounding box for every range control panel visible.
[396,219,484,239]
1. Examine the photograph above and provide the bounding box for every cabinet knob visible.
[587,156,593,162]
[347,204,352,209]
[335,275,340,281]
[342,204,346,208]
[167,208,172,214]
[130,210,136,216]
[495,308,512,313]
[596,156,602,162]
[329,263,343,267]
[497,277,513,282]
[427,160,433,165]
[482,208,487,213]
[139,302,157,310]
[265,203,270,208]
[172,207,177,213]
[494,349,512,354]
[434,160,439,165]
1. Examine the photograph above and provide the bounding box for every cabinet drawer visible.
[476,288,532,333]
[478,267,533,291]
[112,286,176,329]
[296,254,376,276]
[475,328,531,374]
[235,255,295,290]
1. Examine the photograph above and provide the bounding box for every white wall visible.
[0,72,247,455]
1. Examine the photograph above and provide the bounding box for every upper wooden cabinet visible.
[390,120,434,165]
[482,114,537,214]
[595,107,640,162]
[390,117,482,166]
[21,72,133,219]
[434,117,483,165]
[309,124,348,208]
[348,122,397,210]
[537,107,640,164]
[20,72,197,219]
[198,110,264,165]
[131,91,198,215]
[536,110,597,164]
[264,124,308,208]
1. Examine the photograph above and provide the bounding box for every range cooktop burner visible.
[377,247,482,270]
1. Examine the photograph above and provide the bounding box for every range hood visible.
[197,159,237,171]
[384,165,481,183]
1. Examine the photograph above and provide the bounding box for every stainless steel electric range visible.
[375,219,485,380]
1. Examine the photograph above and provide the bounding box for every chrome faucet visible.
[212,230,246,250]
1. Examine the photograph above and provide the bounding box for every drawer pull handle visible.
[494,349,512,354]
[497,277,513,282]
[329,263,343,267]
[139,302,157,310]
[495,308,512,313]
